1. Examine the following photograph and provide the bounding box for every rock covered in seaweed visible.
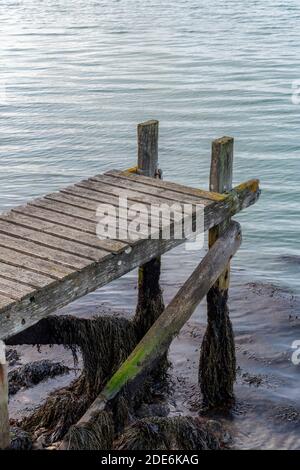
[8,360,69,396]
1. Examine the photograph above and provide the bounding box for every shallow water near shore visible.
[1,0,300,450]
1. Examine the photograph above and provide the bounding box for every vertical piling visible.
[133,120,165,339]
[199,137,236,408]
[0,340,10,449]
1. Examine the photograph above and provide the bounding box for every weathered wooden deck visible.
[0,120,261,450]
[0,168,257,341]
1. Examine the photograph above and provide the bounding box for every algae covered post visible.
[199,136,236,408]
[134,120,165,339]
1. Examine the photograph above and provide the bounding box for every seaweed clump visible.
[19,315,137,445]
[65,411,115,450]
[10,427,33,450]
[115,416,224,450]
[8,360,69,396]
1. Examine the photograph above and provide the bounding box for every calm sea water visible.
[0,0,299,294]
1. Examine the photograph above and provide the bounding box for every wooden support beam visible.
[134,120,164,338]
[61,221,242,448]
[199,136,236,408]
[0,341,9,449]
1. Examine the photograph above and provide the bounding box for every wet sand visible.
[7,271,300,450]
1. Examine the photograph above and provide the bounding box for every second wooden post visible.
[133,120,165,339]
[199,136,236,408]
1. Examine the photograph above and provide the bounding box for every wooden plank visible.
[77,180,192,214]
[0,341,10,449]
[0,179,260,340]
[30,197,154,236]
[0,261,55,289]
[0,232,89,270]
[0,277,34,301]
[91,174,212,207]
[1,211,127,254]
[106,169,225,202]
[63,184,151,210]
[62,221,242,448]
[13,204,99,235]
[45,191,161,229]
[31,198,99,222]
[0,219,109,261]
[200,136,235,408]
[0,294,15,310]
[46,191,110,211]
[61,185,175,222]
[14,203,150,244]
[0,245,74,280]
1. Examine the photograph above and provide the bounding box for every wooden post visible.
[133,120,165,339]
[199,136,236,408]
[0,340,10,449]
[137,120,159,178]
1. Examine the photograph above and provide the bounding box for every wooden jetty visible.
[0,121,260,449]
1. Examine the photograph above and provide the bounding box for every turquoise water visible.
[0,0,299,292]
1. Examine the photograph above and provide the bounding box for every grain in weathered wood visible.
[31,197,100,221]
[0,341,9,449]
[0,294,15,310]
[0,219,110,261]
[14,203,149,245]
[46,191,113,212]
[0,232,91,270]
[1,211,126,253]
[137,120,159,177]
[0,245,74,280]
[30,197,155,236]
[92,174,212,207]
[13,204,99,234]
[0,261,54,288]
[77,180,189,215]
[0,277,34,301]
[63,221,242,440]
[62,185,178,222]
[63,184,154,218]
[45,191,162,229]
[106,169,225,201]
